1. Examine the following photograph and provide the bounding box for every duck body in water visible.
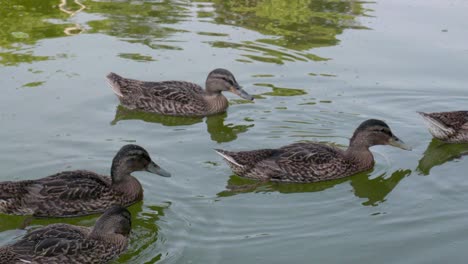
[215,119,411,183]
[418,111,468,143]
[106,68,254,117]
[0,145,170,217]
[0,206,131,264]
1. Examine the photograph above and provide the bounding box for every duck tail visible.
[417,111,454,138]
[214,149,244,168]
[106,72,124,98]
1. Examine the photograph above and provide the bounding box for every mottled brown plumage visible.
[215,119,411,183]
[0,206,131,264]
[106,68,254,117]
[0,145,170,217]
[418,111,468,143]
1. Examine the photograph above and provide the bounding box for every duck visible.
[0,144,170,217]
[418,111,468,143]
[215,119,411,183]
[0,206,131,264]
[106,68,254,117]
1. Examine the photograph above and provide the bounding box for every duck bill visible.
[388,136,412,151]
[229,85,254,101]
[146,161,171,177]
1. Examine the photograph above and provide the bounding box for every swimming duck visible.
[0,144,170,217]
[0,206,131,263]
[418,111,468,143]
[215,119,411,183]
[106,68,254,117]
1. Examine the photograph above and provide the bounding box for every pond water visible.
[1,0,468,263]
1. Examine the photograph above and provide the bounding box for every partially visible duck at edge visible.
[0,206,131,264]
[0,144,171,217]
[215,119,411,183]
[418,111,468,143]
[106,68,254,117]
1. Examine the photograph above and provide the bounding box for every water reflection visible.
[112,105,203,126]
[203,0,370,63]
[417,139,468,175]
[1,0,370,66]
[256,83,307,96]
[0,200,146,230]
[218,169,411,206]
[0,0,191,66]
[0,0,71,65]
[117,203,168,263]
[112,106,253,143]
[205,113,254,143]
[0,207,129,233]
[118,53,156,62]
[350,169,411,206]
[85,0,191,50]
[59,0,86,16]
[59,0,86,36]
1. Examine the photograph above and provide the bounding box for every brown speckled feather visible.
[418,111,468,143]
[216,143,364,183]
[0,207,130,264]
[0,171,138,217]
[0,144,169,218]
[107,73,227,116]
[216,119,410,183]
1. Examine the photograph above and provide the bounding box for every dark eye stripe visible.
[375,128,392,136]
[220,77,234,85]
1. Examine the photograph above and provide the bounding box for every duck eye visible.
[224,78,234,86]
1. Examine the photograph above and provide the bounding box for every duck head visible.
[91,206,132,237]
[349,119,412,150]
[205,68,254,101]
[110,144,171,182]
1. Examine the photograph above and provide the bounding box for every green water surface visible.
[1,0,468,263]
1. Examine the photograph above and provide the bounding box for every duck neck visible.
[111,162,132,183]
[203,92,229,114]
[111,166,143,202]
[345,137,374,170]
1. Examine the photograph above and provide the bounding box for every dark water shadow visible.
[112,106,253,143]
[111,105,204,126]
[0,201,145,232]
[205,113,254,143]
[217,169,411,206]
[417,139,468,175]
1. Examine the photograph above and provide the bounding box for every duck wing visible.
[8,224,88,255]
[0,171,114,216]
[216,143,352,183]
[107,73,208,115]
[270,142,351,183]
[145,81,204,102]
[30,171,115,217]
[7,224,103,262]
[214,148,278,178]
[30,170,112,201]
